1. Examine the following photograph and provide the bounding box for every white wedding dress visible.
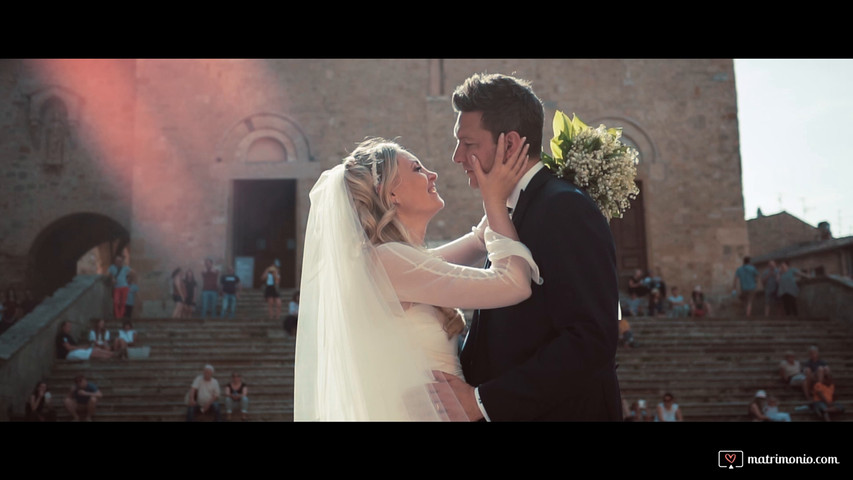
[376,227,542,382]
[400,303,465,378]
[294,164,540,421]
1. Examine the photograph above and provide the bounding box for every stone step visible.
[68,385,293,396]
[614,313,853,422]
[616,359,851,367]
[614,364,853,374]
[52,409,294,422]
[622,401,851,422]
[52,355,294,365]
[29,308,853,422]
[623,338,851,344]
[617,336,851,343]
[614,346,851,355]
[44,372,293,384]
[617,376,853,386]
[51,359,292,370]
[37,291,296,421]
[55,397,293,412]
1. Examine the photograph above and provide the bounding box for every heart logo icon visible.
[725,453,736,464]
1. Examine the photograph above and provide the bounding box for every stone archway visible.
[214,112,319,290]
[27,213,129,299]
[589,115,654,285]
[609,180,648,287]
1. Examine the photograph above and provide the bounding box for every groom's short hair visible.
[452,73,544,156]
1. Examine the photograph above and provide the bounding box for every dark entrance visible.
[28,213,129,300]
[232,179,297,290]
[609,180,648,287]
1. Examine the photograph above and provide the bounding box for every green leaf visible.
[550,138,563,161]
[553,110,571,139]
[569,113,588,138]
[549,110,571,160]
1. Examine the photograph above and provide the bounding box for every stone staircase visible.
[616,315,853,421]
[42,288,296,422]
[31,288,853,422]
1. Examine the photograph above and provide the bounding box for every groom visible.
[445,72,622,421]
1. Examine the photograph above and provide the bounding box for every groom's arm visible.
[478,188,620,421]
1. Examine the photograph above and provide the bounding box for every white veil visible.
[294,164,459,421]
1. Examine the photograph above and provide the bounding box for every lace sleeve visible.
[428,215,488,267]
[377,227,542,310]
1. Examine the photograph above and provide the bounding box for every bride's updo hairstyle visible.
[343,137,412,246]
[344,137,466,337]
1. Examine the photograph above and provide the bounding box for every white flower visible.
[543,111,640,220]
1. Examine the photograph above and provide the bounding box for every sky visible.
[734,58,853,237]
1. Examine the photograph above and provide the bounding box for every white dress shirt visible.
[506,161,545,213]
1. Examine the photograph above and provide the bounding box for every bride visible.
[294,135,541,421]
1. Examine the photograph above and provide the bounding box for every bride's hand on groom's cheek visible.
[472,133,529,205]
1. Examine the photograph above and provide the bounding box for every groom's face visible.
[453,111,497,189]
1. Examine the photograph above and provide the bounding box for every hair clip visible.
[371,160,380,189]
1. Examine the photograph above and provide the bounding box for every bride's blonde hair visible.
[343,137,465,337]
[343,137,412,246]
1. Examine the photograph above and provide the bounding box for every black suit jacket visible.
[460,167,622,421]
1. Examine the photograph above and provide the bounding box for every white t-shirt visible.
[191,375,220,405]
[89,330,110,346]
[779,360,802,378]
[119,329,136,344]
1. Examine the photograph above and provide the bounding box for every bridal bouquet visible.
[541,110,640,221]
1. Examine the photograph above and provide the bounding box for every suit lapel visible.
[463,167,554,374]
[512,167,553,231]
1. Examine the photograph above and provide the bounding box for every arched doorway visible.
[590,116,654,288]
[27,213,130,299]
[217,112,315,290]
[232,179,297,290]
[609,180,648,287]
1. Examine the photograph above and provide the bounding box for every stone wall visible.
[720,274,853,326]
[0,59,134,293]
[2,59,748,302]
[748,211,820,257]
[755,248,851,279]
[436,59,747,295]
[798,276,853,326]
[0,274,112,421]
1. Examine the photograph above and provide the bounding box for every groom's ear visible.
[504,131,523,156]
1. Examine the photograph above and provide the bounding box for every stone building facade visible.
[0,59,748,315]
[747,210,823,258]
[748,211,853,279]
[751,237,853,283]
[0,60,134,300]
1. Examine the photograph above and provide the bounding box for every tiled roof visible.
[753,235,853,263]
